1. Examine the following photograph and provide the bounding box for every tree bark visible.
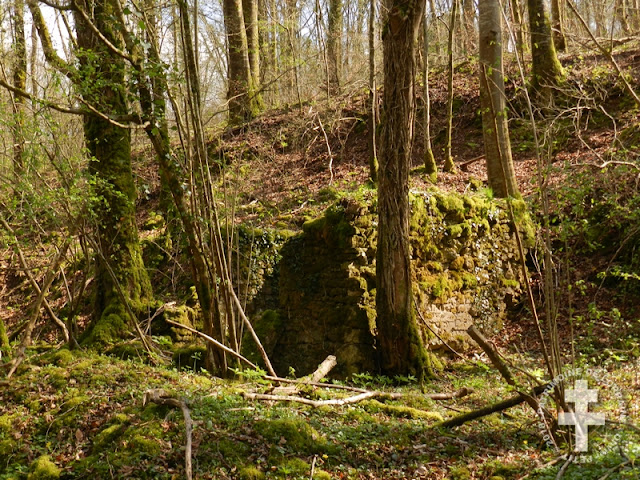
[462,0,476,55]
[479,0,519,198]
[327,0,343,94]
[510,0,526,59]
[223,0,257,123]
[444,0,458,173]
[527,0,564,104]
[242,0,263,107]
[377,0,428,377]
[368,0,378,182]
[551,0,567,51]
[422,10,436,179]
[11,0,27,181]
[73,0,152,343]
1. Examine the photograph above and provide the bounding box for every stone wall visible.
[242,189,532,378]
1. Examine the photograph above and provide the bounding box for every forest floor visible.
[2,46,640,479]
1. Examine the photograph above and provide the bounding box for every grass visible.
[0,348,638,479]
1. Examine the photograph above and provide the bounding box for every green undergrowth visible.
[0,349,638,479]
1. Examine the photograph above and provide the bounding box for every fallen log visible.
[438,384,548,428]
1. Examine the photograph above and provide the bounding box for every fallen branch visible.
[242,390,400,407]
[270,355,337,395]
[467,325,541,412]
[143,389,193,480]
[244,387,473,407]
[438,384,548,428]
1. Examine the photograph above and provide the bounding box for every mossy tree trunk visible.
[11,0,27,183]
[527,0,564,103]
[479,0,519,198]
[74,0,152,344]
[377,0,428,377]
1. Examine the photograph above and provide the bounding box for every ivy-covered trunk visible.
[376,0,428,377]
[74,0,152,344]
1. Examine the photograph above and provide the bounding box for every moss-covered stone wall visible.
[243,190,532,378]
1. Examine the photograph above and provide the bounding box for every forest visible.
[0,0,639,478]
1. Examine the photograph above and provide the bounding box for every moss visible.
[0,439,15,457]
[500,278,520,289]
[128,434,163,456]
[363,400,443,421]
[27,455,60,480]
[313,470,332,480]
[216,437,251,462]
[82,303,128,345]
[42,366,69,389]
[93,422,128,451]
[450,256,465,271]
[447,222,471,239]
[462,273,478,289]
[238,466,265,480]
[277,458,310,477]
[254,418,334,455]
[449,465,472,480]
[0,414,12,433]
[50,348,74,366]
[106,341,146,361]
[172,345,207,371]
[468,177,484,191]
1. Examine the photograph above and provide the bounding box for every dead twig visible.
[143,389,193,480]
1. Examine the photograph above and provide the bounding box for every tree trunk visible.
[11,0,27,181]
[377,0,428,377]
[73,0,152,344]
[428,0,441,63]
[462,0,476,55]
[223,0,257,123]
[423,10,436,180]
[243,0,263,107]
[615,0,631,35]
[368,0,378,183]
[510,0,526,59]
[327,0,343,94]
[479,0,519,198]
[444,0,458,173]
[527,0,564,103]
[551,0,567,51]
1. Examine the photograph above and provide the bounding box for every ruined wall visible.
[243,189,532,378]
